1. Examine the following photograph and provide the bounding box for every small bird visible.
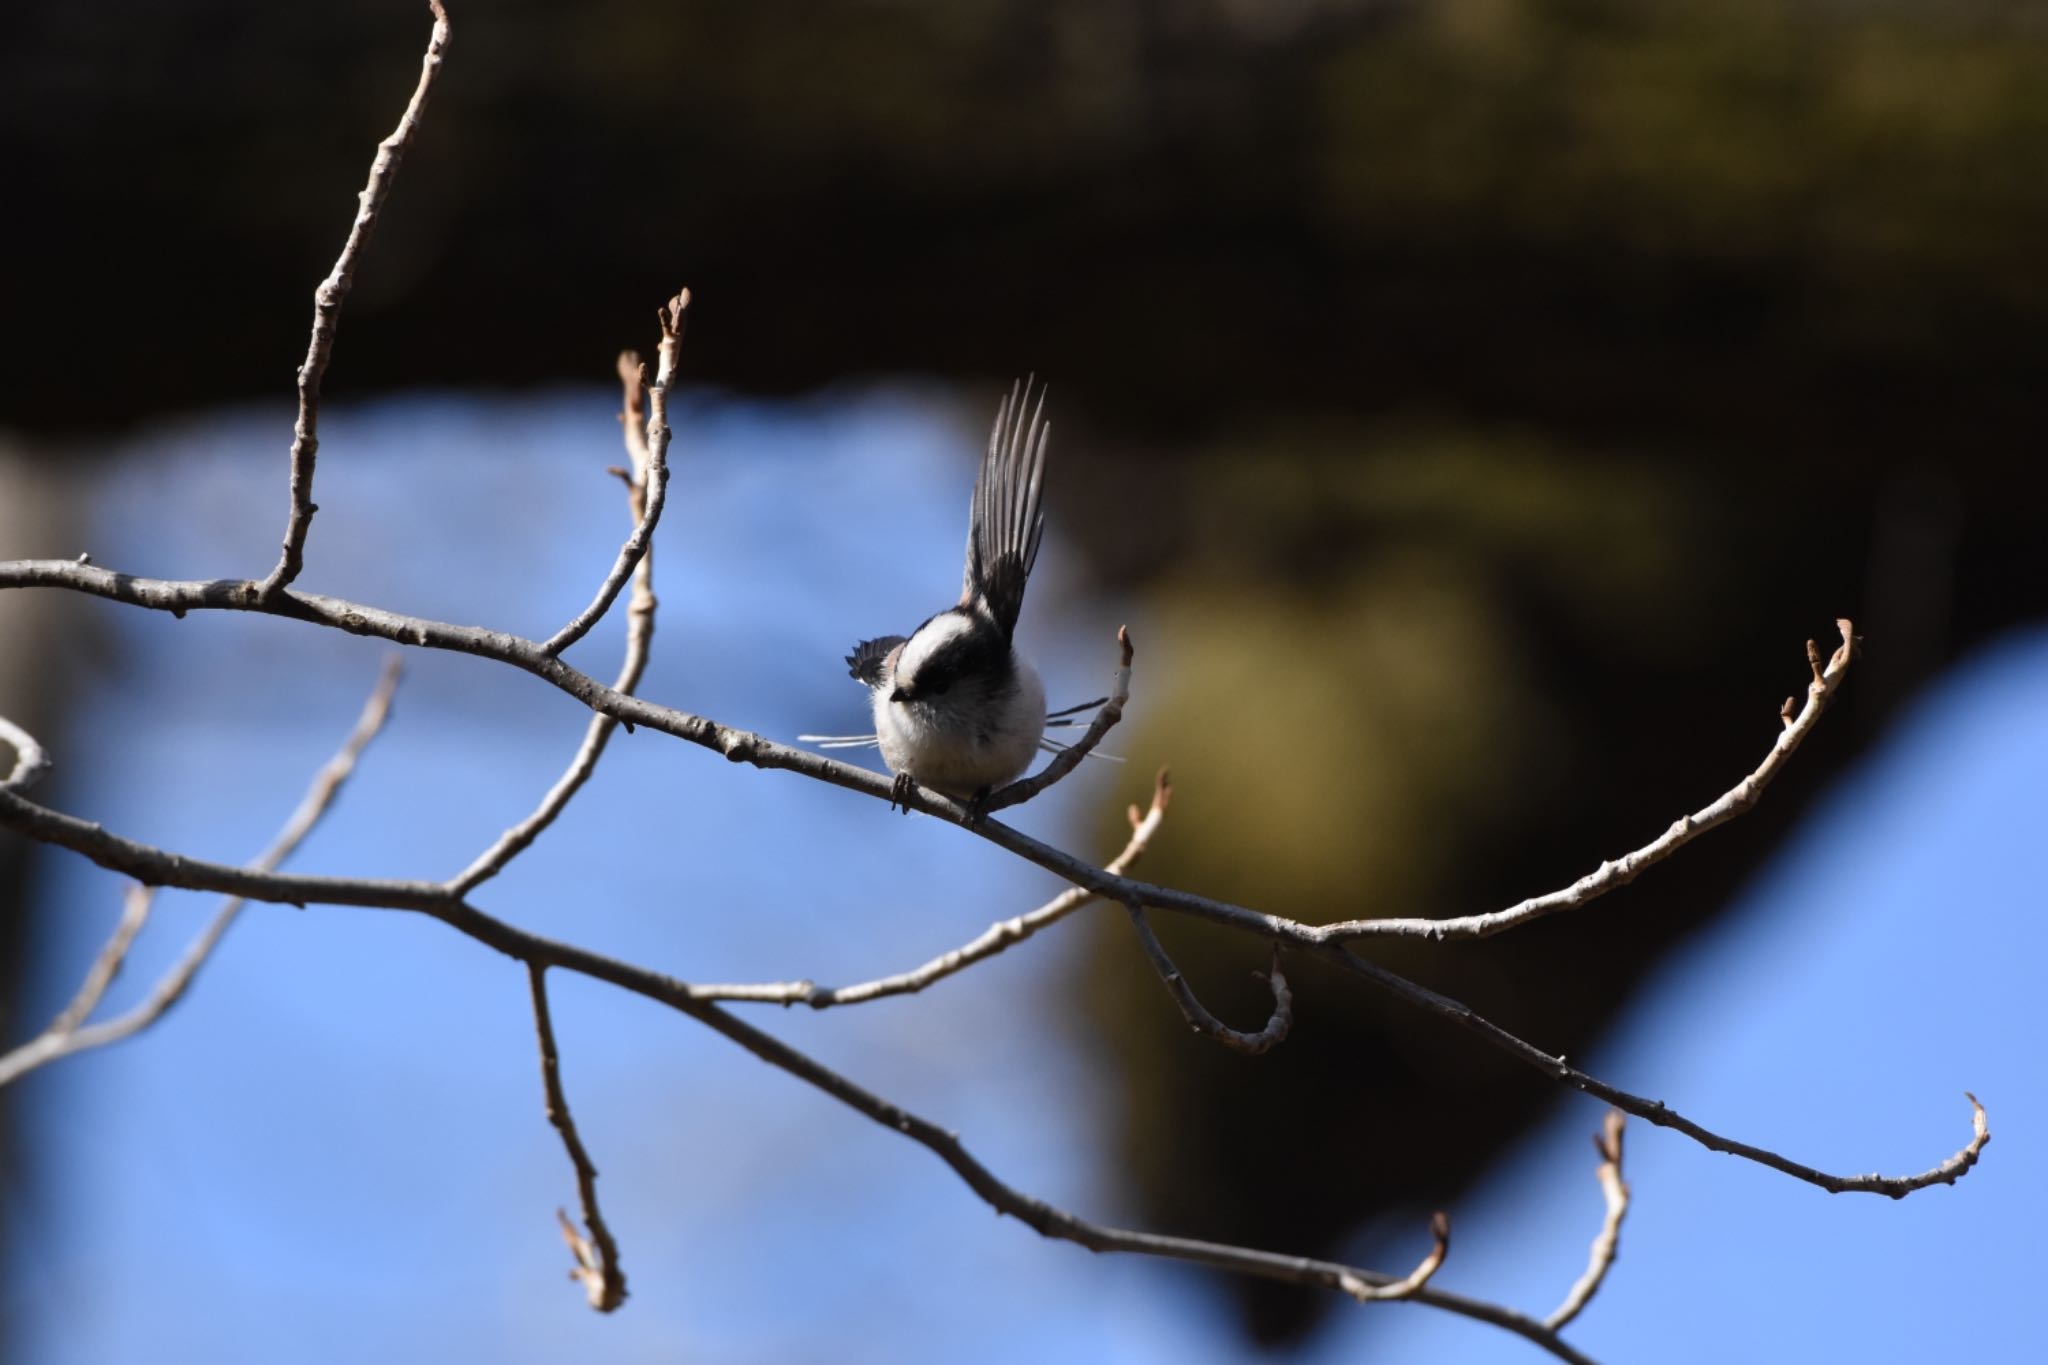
[804,379,1101,812]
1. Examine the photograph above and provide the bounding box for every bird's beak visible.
[889,685,908,703]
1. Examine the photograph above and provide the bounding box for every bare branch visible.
[1341,1211,1452,1302]
[538,292,687,658]
[10,714,1996,1359]
[0,615,1984,1199]
[692,770,1173,1008]
[449,356,663,894]
[8,765,1974,1203]
[258,1,451,599]
[3,760,1985,1211]
[1122,906,1293,1056]
[1328,621,1859,941]
[1547,1111,1630,1332]
[528,964,628,1312]
[487,920,1592,1359]
[0,659,402,1087]
[0,713,53,793]
[979,624,1134,815]
[0,565,1867,976]
[0,773,1587,1354]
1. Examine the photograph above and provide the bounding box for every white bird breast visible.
[874,652,1046,797]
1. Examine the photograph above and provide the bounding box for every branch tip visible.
[530,965,627,1312]
[1341,1209,1451,1302]
[1545,1109,1631,1331]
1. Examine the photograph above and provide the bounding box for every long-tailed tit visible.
[803,379,1102,811]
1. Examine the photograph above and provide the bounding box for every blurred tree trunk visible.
[0,445,84,1343]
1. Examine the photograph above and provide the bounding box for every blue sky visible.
[4,391,2039,1363]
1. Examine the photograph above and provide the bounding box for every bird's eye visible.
[928,679,951,696]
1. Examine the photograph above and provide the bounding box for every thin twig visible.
[978,625,1133,815]
[1121,906,1292,1056]
[1322,943,1990,1198]
[1547,1111,1630,1332]
[0,659,402,1087]
[538,293,687,658]
[0,713,53,793]
[448,353,663,894]
[1342,1211,1452,1302]
[690,769,1173,1008]
[44,884,154,1036]
[1327,622,1859,941]
[527,963,628,1312]
[257,1,451,600]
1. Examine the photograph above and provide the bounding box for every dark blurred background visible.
[2,0,2044,1356]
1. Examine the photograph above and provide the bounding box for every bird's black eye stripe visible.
[919,653,961,695]
[910,626,1003,701]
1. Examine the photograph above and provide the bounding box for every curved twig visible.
[0,713,53,793]
[1122,906,1293,1056]
[979,625,1134,814]
[1547,1111,1629,1332]
[1326,621,1859,942]
[1344,1211,1452,1302]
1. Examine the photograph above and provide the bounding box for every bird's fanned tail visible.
[960,377,1049,640]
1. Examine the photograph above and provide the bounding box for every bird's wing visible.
[846,635,907,688]
[959,377,1049,641]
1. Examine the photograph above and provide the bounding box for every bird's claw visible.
[889,772,917,815]
[960,785,993,827]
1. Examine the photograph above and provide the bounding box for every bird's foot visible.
[889,772,918,815]
[960,785,993,827]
